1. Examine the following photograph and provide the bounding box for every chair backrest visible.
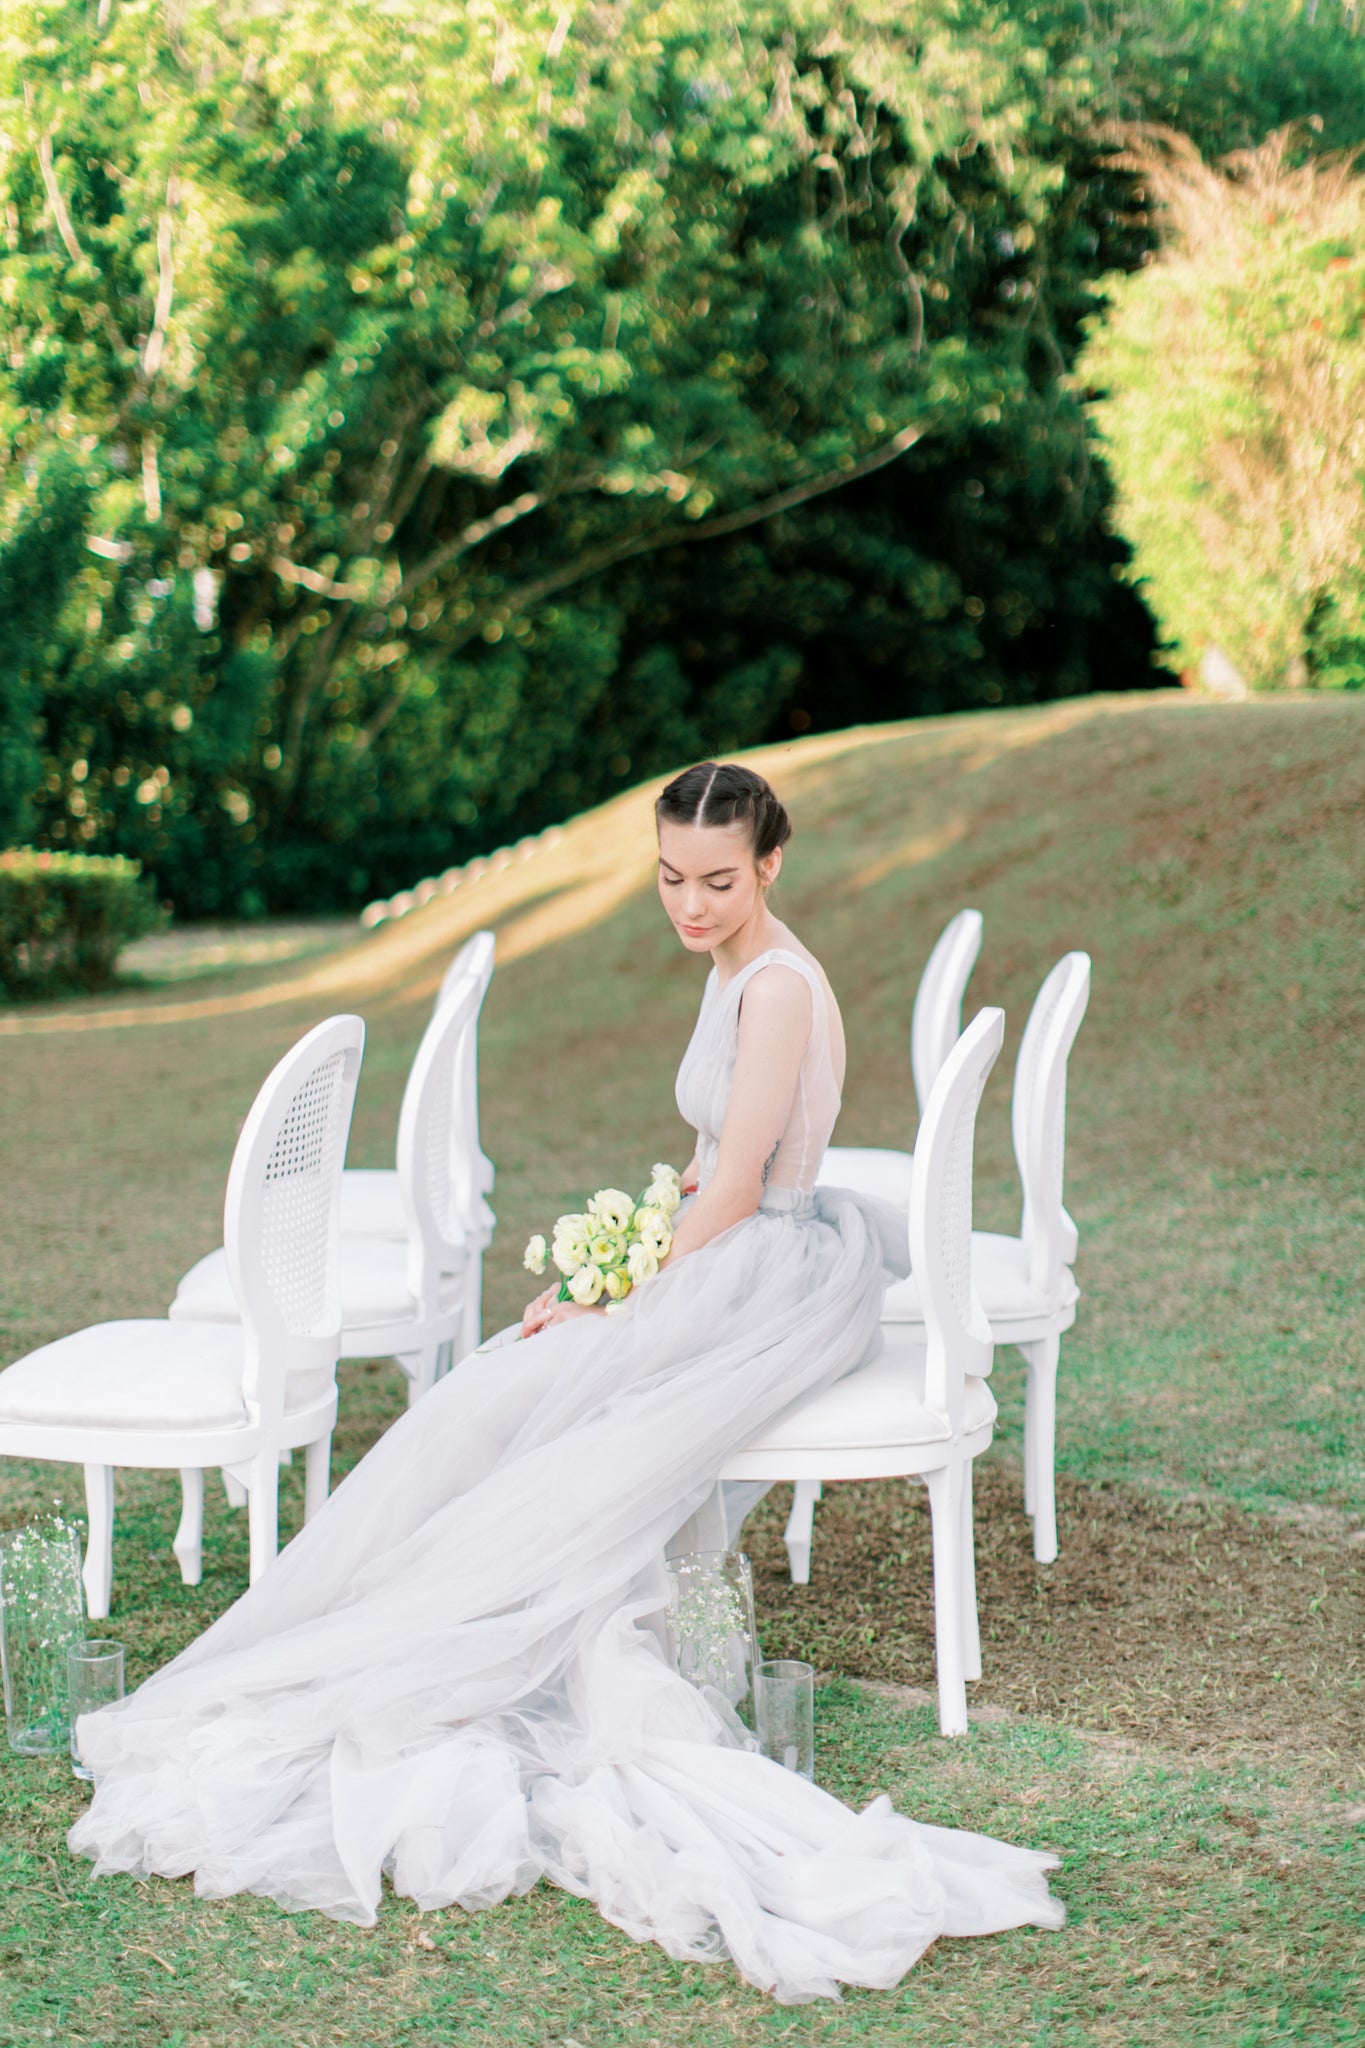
[1010,952,1091,1296]
[434,928,495,1019]
[395,970,483,1302]
[911,1005,1003,1425]
[223,1015,365,1418]
[910,909,985,1117]
[441,930,497,1233]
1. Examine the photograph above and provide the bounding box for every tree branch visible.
[352,420,930,750]
[36,133,85,267]
[271,556,358,599]
[395,488,547,599]
[141,187,177,379]
[141,430,162,521]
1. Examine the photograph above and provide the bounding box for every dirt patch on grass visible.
[744,1462,1364,1760]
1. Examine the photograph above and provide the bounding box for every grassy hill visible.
[1,692,1361,2047]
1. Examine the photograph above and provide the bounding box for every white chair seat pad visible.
[734,1335,996,1457]
[338,1169,406,1240]
[171,1239,466,1331]
[881,1231,1078,1325]
[339,1169,488,1250]
[0,1321,297,1432]
[819,1146,914,1210]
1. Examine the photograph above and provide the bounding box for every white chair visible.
[719,1007,1006,1738]
[850,954,1092,1564]
[0,1016,364,1618]
[820,908,983,1206]
[171,972,484,1409]
[338,929,496,1358]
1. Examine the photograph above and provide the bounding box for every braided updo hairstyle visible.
[655,761,792,866]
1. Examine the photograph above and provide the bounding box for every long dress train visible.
[70,949,1063,2003]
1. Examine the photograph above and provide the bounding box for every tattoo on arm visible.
[761,1139,780,1185]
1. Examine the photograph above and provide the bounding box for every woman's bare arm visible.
[524,967,810,1332]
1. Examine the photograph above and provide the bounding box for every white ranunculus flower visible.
[602,1266,629,1300]
[588,1232,626,1267]
[588,1188,636,1234]
[651,1163,681,1186]
[626,1241,659,1286]
[552,1231,588,1276]
[567,1262,606,1306]
[554,1212,591,1243]
[523,1234,548,1275]
[635,1207,672,1256]
[645,1178,681,1216]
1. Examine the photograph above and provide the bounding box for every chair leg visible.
[246,1450,280,1583]
[221,1467,248,1509]
[924,1461,968,1737]
[961,1459,982,1683]
[459,1256,483,1359]
[402,1343,443,1406]
[1022,1333,1061,1565]
[173,1467,204,1587]
[1022,1345,1036,1519]
[783,1479,822,1586]
[667,1482,728,1559]
[303,1433,332,1523]
[82,1463,115,1622]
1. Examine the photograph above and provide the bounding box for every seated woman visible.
[70,761,1063,2003]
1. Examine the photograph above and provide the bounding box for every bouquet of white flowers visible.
[524,1163,683,1310]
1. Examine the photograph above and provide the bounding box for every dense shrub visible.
[0,849,165,998]
[1082,132,1365,691]
[3,1,1364,910]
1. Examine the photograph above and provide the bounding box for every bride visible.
[71,761,1064,2002]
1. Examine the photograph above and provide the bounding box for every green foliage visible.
[2,1,1364,909]
[1082,133,1365,690]
[0,846,164,996]
[1099,0,1365,156]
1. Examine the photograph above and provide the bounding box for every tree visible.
[3,0,1077,907]
[1081,129,1365,690]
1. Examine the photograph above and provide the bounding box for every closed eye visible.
[660,873,733,893]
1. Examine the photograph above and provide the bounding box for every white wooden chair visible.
[0,1015,364,1619]
[844,953,1091,1563]
[820,908,983,1207]
[719,1006,1006,1738]
[171,972,483,1409]
[338,929,496,1357]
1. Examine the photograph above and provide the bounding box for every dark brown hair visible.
[655,761,792,862]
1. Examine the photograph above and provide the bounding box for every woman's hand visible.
[521,1285,559,1338]
[521,1287,602,1338]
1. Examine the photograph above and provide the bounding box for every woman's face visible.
[656,817,780,953]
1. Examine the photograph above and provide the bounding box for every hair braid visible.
[655,761,793,860]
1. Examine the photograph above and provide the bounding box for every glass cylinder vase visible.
[0,1522,87,1757]
[664,1549,760,1739]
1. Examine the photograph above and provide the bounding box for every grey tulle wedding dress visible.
[70,948,1063,2002]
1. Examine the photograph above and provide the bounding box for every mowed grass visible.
[0,692,1362,2046]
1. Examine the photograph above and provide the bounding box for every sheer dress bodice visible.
[676,949,841,1212]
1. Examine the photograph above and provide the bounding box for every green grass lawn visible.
[1,693,1362,2045]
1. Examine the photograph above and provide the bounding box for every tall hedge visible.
[3,0,1364,911]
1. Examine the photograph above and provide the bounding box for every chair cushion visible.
[880,1231,1079,1325]
[339,1170,487,1249]
[0,1321,253,1430]
[734,1334,995,1458]
[170,1238,452,1332]
[339,1169,406,1240]
[0,1321,335,1432]
[819,1146,914,1210]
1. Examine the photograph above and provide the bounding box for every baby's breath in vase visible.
[664,1550,760,1741]
[0,1516,86,1756]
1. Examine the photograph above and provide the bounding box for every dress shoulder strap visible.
[724,948,827,1049]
